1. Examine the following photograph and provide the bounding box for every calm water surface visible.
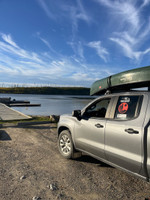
[0,94,94,116]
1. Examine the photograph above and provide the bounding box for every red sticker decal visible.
[118,103,128,114]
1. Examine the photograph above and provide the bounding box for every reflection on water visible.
[0,94,94,116]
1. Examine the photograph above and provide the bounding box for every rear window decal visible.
[118,102,128,114]
[117,114,127,119]
[120,97,130,103]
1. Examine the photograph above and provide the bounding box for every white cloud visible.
[0,32,131,87]
[87,41,109,62]
[0,33,113,86]
[66,2,91,39]
[141,0,150,7]
[110,20,150,61]
[37,0,56,20]
[39,37,51,49]
[68,41,85,60]
[110,37,140,60]
[0,34,68,82]
[71,72,94,82]
[94,0,140,32]
[0,34,50,68]
[139,17,150,40]
[1,33,19,48]
[93,0,150,62]
[110,36,150,61]
[37,0,91,63]
[77,42,84,59]
[37,0,91,36]
[76,0,91,23]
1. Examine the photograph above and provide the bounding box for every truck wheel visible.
[58,130,81,159]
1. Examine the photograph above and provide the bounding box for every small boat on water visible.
[90,65,150,96]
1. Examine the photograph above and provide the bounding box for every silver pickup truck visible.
[57,91,150,181]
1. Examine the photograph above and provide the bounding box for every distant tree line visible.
[0,87,90,95]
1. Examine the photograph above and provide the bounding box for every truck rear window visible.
[114,96,142,120]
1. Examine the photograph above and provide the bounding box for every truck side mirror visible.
[72,110,81,120]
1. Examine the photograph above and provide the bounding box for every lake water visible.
[0,93,94,116]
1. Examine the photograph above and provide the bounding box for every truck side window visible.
[83,98,110,118]
[114,96,142,120]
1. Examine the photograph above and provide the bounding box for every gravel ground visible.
[0,123,150,200]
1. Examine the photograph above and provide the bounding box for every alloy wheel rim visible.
[60,134,71,155]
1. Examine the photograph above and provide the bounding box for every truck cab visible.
[57,91,150,181]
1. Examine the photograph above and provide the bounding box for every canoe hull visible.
[90,66,150,95]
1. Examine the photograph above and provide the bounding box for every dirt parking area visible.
[1,123,150,200]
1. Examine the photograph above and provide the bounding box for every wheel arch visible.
[58,126,71,136]
[57,126,81,159]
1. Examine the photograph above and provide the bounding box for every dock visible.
[0,97,41,107]
[9,103,41,107]
[0,103,31,121]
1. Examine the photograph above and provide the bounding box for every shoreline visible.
[0,115,60,126]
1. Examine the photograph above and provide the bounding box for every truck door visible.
[74,98,112,160]
[105,95,146,174]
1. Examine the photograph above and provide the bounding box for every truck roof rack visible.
[90,66,150,96]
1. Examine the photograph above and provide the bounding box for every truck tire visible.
[58,130,81,159]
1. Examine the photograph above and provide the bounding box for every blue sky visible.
[0,0,150,87]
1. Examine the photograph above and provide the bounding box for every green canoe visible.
[90,66,150,96]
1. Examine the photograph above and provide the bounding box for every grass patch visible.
[0,115,52,124]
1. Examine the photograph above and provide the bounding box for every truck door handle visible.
[125,128,139,134]
[95,123,104,128]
